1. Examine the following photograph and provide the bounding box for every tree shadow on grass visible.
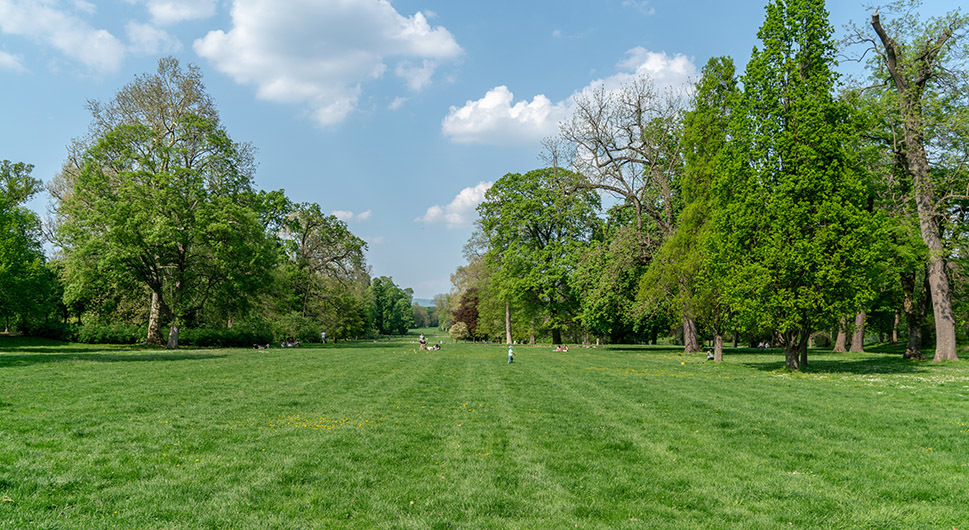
[742,354,932,375]
[0,351,226,367]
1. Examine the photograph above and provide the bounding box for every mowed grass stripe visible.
[3,338,969,528]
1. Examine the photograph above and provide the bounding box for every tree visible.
[51,57,251,346]
[852,2,969,361]
[639,57,739,359]
[367,276,414,336]
[711,0,884,370]
[0,161,45,331]
[476,168,601,345]
[56,114,273,349]
[280,202,367,317]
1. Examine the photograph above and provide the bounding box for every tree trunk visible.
[552,327,562,346]
[713,334,723,362]
[892,310,899,342]
[166,320,180,350]
[833,318,848,353]
[872,13,958,362]
[732,332,738,349]
[783,331,801,371]
[850,312,866,353]
[505,301,512,345]
[683,317,700,353]
[146,291,163,345]
[901,270,927,360]
[798,324,810,369]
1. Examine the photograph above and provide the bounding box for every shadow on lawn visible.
[743,353,932,375]
[0,350,226,367]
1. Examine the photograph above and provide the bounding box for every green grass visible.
[2,330,969,528]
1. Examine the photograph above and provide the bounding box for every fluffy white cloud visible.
[332,210,354,221]
[332,209,372,221]
[415,181,493,229]
[194,0,462,126]
[0,50,26,72]
[441,86,568,146]
[145,0,216,25]
[125,21,181,54]
[442,48,697,146]
[0,0,126,72]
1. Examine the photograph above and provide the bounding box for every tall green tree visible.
[57,116,274,349]
[638,57,739,359]
[0,160,45,331]
[851,1,969,361]
[368,276,415,336]
[476,168,600,345]
[711,0,883,370]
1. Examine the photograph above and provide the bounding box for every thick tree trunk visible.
[552,327,562,346]
[683,317,700,353]
[783,331,800,371]
[505,301,512,345]
[798,324,810,369]
[850,312,866,353]
[713,334,723,362]
[146,291,163,345]
[833,318,847,353]
[872,13,958,362]
[166,321,180,350]
[901,271,927,360]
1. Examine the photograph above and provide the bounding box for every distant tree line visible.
[2,58,423,348]
[439,0,969,369]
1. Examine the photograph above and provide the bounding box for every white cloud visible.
[0,49,26,72]
[395,59,436,91]
[415,181,493,229]
[441,86,568,146]
[0,0,126,72]
[389,96,408,110]
[332,209,372,221]
[364,235,385,245]
[72,0,96,15]
[441,48,696,146]
[622,1,656,15]
[145,0,216,25]
[332,210,354,221]
[194,0,462,126]
[125,22,181,54]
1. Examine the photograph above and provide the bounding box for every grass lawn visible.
[1,330,968,528]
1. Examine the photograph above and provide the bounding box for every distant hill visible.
[414,298,435,307]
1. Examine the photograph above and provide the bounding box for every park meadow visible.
[2,329,968,529]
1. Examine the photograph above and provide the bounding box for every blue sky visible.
[0,0,961,299]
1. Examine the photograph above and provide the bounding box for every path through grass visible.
[2,332,968,528]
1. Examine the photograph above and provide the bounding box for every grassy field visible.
[1,330,968,529]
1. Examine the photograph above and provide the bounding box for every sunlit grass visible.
[1,331,968,528]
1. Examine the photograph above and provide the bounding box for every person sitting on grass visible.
[554,345,562,352]
[707,349,714,361]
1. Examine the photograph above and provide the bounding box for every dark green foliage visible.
[0,160,46,330]
[76,322,147,344]
[476,168,601,344]
[710,0,886,368]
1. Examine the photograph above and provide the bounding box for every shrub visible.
[19,320,77,342]
[76,322,145,344]
[448,322,470,341]
[178,326,272,348]
[271,312,320,343]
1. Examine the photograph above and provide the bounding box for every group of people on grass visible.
[419,333,442,351]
